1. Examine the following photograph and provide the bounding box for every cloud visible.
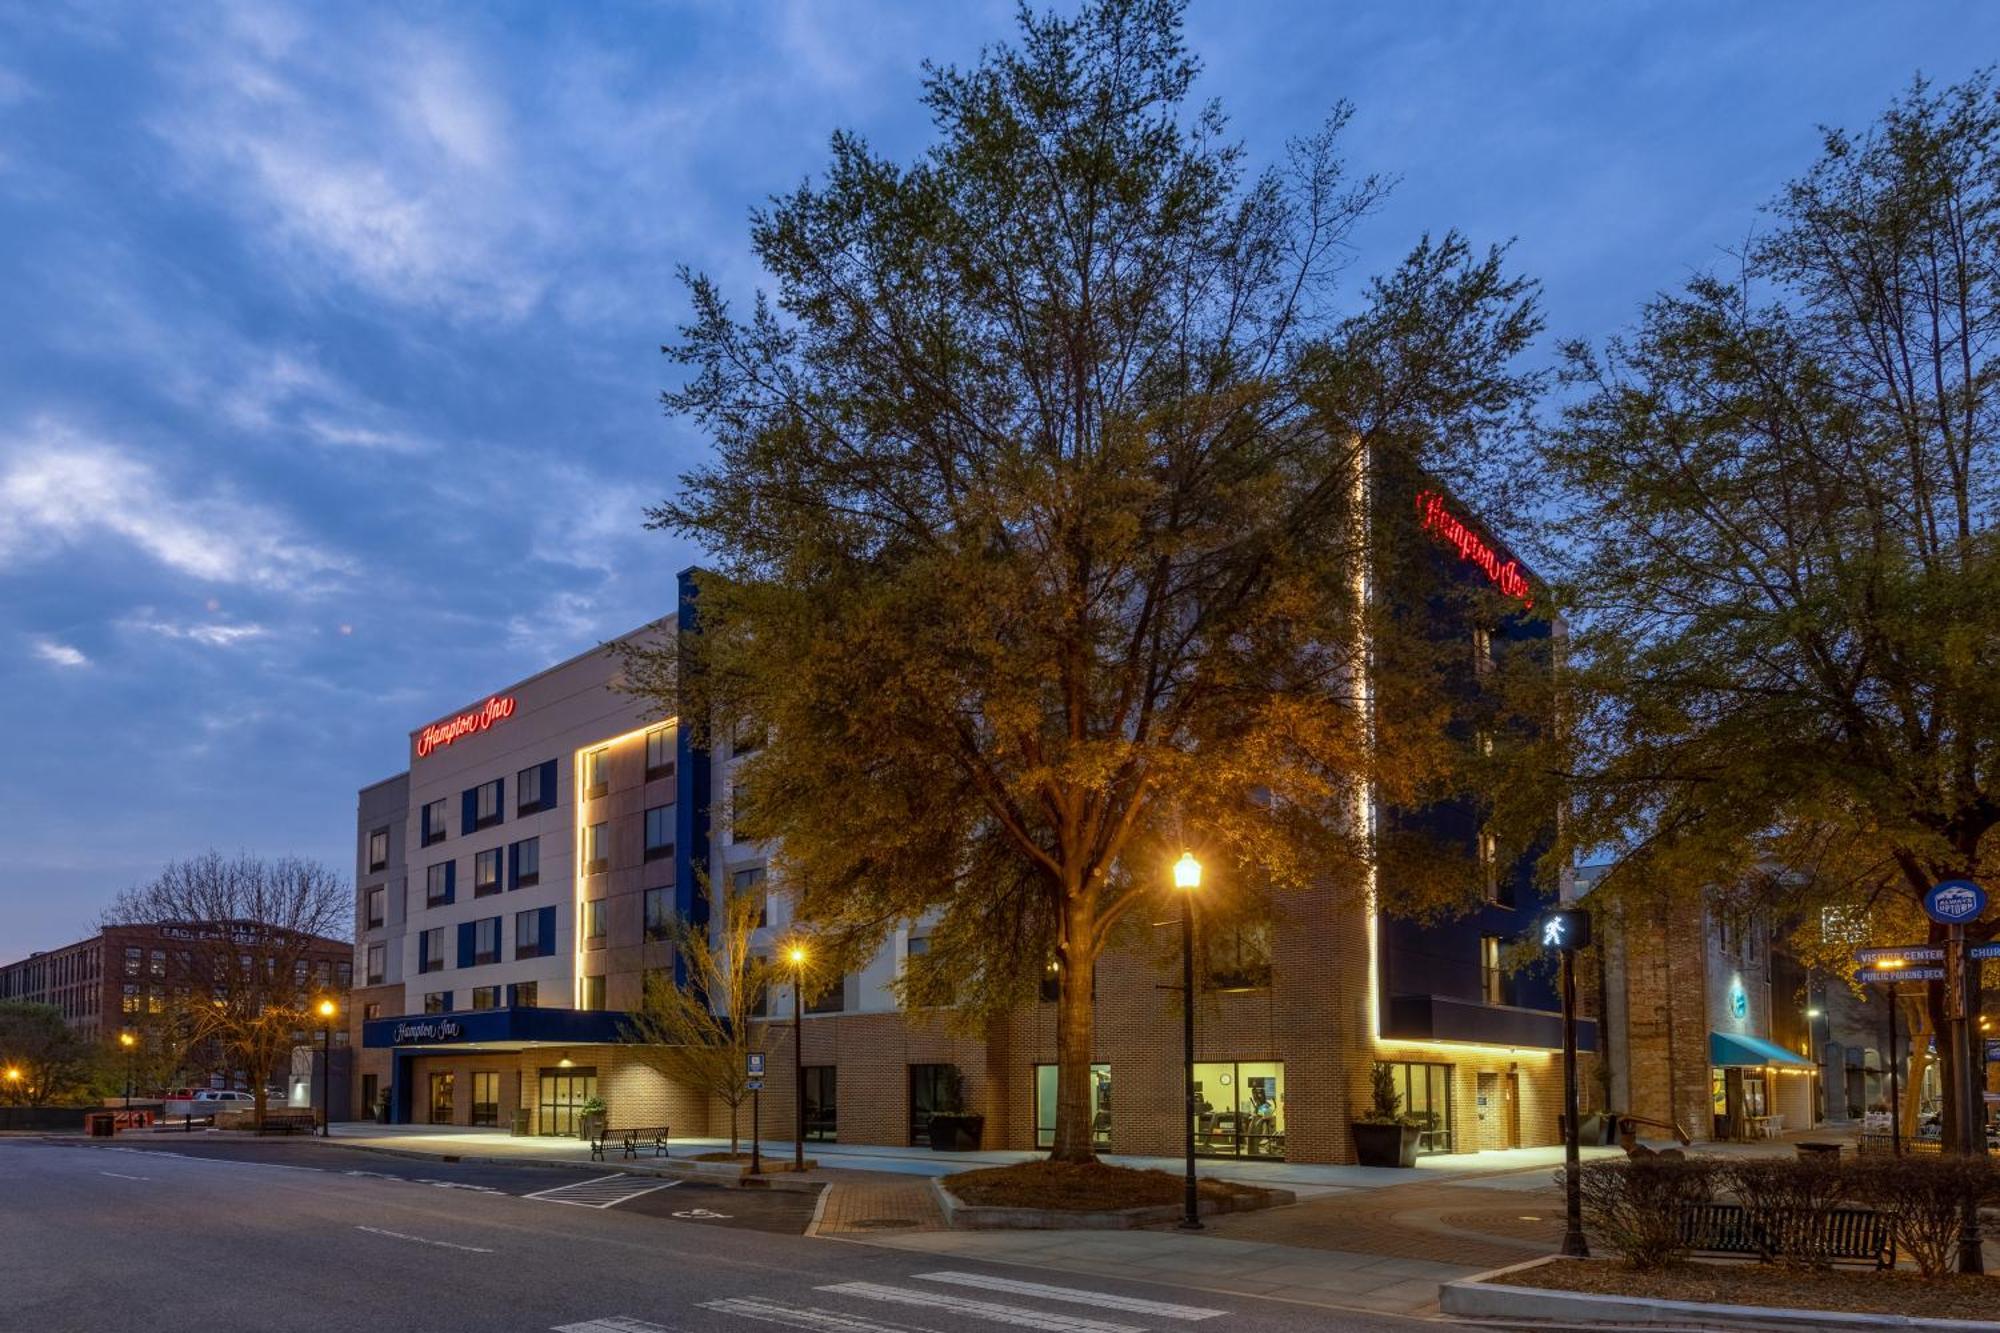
[30,637,88,668]
[0,419,351,591]
[125,616,271,648]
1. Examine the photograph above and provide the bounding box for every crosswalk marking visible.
[552,1319,678,1333]
[700,1297,914,1333]
[523,1173,681,1209]
[912,1273,1226,1321]
[814,1283,1146,1333]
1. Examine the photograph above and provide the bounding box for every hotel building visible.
[357,515,1597,1161]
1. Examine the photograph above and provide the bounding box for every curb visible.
[932,1177,1296,1230]
[291,1137,828,1193]
[1439,1257,2000,1331]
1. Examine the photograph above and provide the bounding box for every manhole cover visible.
[853,1217,918,1228]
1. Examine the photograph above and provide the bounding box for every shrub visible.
[1849,1155,1999,1277]
[1356,1062,1418,1126]
[1565,1156,1719,1270]
[1721,1157,1850,1266]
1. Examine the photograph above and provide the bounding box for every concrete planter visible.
[1351,1121,1421,1167]
[932,1177,1294,1230]
[1439,1256,2000,1331]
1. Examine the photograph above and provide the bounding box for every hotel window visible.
[515,906,555,961]
[584,821,609,874]
[471,916,501,966]
[733,866,768,926]
[906,934,930,958]
[645,726,674,781]
[366,943,384,985]
[362,1002,381,1022]
[579,973,606,1011]
[465,778,504,833]
[584,898,607,944]
[426,860,455,907]
[806,973,846,1014]
[748,959,770,1017]
[517,758,557,815]
[509,836,540,889]
[644,888,673,941]
[422,798,448,846]
[368,827,390,872]
[366,886,386,929]
[474,848,502,897]
[423,991,451,1014]
[802,1066,836,1141]
[644,806,674,861]
[733,717,766,756]
[508,980,538,1008]
[585,747,610,799]
[1480,935,1506,1005]
[471,985,502,1011]
[1479,829,1505,905]
[419,927,446,974]
[1472,625,1493,677]
[1207,925,1272,991]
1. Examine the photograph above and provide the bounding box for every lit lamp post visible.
[1540,908,1590,1259]
[1173,851,1203,1232]
[4,1066,22,1105]
[1805,1006,1824,1126]
[118,1031,136,1109]
[316,998,338,1136]
[788,944,808,1172]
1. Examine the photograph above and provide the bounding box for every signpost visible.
[1920,880,1988,1275]
[1541,908,1590,1259]
[747,1053,766,1175]
[1856,967,1946,984]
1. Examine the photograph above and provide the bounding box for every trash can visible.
[510,1108,531,1137]
[87,1112,116,1138]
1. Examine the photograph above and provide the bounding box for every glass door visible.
[470,1071,500,1127]
[428,1072,455,1125]
[536,1066,597,1135]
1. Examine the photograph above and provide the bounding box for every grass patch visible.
[1498,1258,2000,1321]
[946,1159,1268,1212]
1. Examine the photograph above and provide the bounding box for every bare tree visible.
[102,852,349,1126]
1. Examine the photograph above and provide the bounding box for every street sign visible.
[1540,909,1590,951]
[1857,967,1946,984]
[747,1052,766,1077]
[1968,942,2000,961]
[1855,945,1946,964]
[1924,879,1988,925]
[745,1078,763,1092]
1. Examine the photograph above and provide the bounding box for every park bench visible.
[255,1110,319,1136]
[586,1124,670,1162]
[1676,1202,1895,1268]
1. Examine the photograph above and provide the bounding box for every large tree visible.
[1542,73,2000,1162]
[103,852,349,1126]
[652,0,1539,1159]
[0,1002,93,1106]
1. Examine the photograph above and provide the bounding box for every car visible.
[162,1088,258,1120]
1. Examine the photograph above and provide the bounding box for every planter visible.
[577,1112,605,1142]
[1352,1120,1422,1167]
[927,1113,986,1151]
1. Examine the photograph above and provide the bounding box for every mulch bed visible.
[1500,1258,2000,1321]
[692,1151,756,1162]
[946,1159,1266,1211]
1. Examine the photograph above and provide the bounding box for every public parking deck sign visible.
[1857,966,1946,984]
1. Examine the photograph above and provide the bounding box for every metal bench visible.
[1676,1202,1894,1268]
[255,1110,318,1136]
[619,1126,670,1160]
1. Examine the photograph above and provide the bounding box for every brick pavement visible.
[812,1172,946,1236]
[1190,1175,1563,1269]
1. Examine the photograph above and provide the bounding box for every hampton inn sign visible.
[1416,489,1534,608]
[416,695,517,759]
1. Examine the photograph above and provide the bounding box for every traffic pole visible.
[1560,946,1588,1257]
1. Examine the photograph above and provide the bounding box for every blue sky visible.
[2,1,1995,957]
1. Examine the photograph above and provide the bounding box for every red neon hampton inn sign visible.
[416,695,517,758]
[1415,490,1534,608]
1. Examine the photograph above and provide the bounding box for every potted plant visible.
[1351,1063,1422,1167]
[925,1067,985,1151]
[577,1096,607,1142]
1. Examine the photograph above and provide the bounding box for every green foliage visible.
[644,0,1540,1160]
[1355,1061,1416,1126]
[0,1002,93,1105]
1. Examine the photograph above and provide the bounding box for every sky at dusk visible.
[3,1,1997,958]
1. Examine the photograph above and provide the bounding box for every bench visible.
[586,1125,670,1162]
[255,1110,319,1136]
[1677,1202,1895,1268]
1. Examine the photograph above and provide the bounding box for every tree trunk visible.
[1925,982,1961,1152]
[1050,896,1098,1163]
[729,1101,740,1156]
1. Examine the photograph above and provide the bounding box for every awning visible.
[1711,1031,1813,1069]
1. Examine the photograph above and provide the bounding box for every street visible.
[0,1140,1431,1333]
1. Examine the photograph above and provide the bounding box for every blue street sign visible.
[746,1079,763,1092]
[1855,945,1946,964]
[1968,942,2000,961]
[1924,879,1988,925]
[1857,966,1946,984]
[747,1052,766,1077]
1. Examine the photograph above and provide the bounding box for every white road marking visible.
[814,1283,1145,1333]
[671,1208,731,1220]
[699,1298,916,1333]
[553,1319,679,1333]
[523,1173,681,1209]
[912,1273,1226,1321]
[97,1171,150,1181]
[353,1225,494,1253]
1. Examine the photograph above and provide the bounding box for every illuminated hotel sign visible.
[416,695,517,759]
[1416,490,1534,608]
[392,1018,464,1044]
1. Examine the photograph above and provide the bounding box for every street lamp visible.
[316,998,338,1137]
[788,944,808,1172]
[4,1066,21,1105]
[1806,1006,1825,1126]
[118,1031,136,1109]
[1172,851,1202,1232]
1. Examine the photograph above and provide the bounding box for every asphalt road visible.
[0,1138,1433,1333]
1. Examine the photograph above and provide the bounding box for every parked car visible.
[162,1089,257,1120]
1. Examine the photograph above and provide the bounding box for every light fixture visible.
[1173,851,1202,891]
[1806,1008,1822,1018]
[557,1050,574,1068]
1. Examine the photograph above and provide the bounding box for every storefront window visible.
[1382,1061,1454,1154]
[909,1064,958,1145]
[429,1072,455,1125]
[1035,1062,1111,1149]
[1193,1061,1285,1158]
[803,1066,837,1142]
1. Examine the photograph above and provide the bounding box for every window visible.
[1480,936,1505,1005]
[906,934,930,958]
[1381,1061,1455,1154]
[747,959,769,1017]
[361,1074,379,1113]
[149,949,166,978]
[509,980,538,1008]
[644,888,673,942]
[1208,925,1272,991]
[335,961,352,989]
[806,973,845,1014]
[517,759,557,815]
[909,1063,960,1145]
[1192,1061,1285,1159]
[584,898,606,943]
[645,726,674,781]
[644,806,673,861]
[474,848,501,897]
[733,717,766,755]
[731,782,751,837]
[423,991,452,1015]
[362,1001,381,1022]
[124,946,141,977]
[467,778,504,832]
[1040,959,1061,1003]
[803,1066,836,1141]
[584,821,609,874]
[366,943,385,985]
[1036,1062,1111,1150]
[579,973,606,1011]
[509,836,540,889]
[733,866,768,926]
[368,827,390,872]
[365,886,386,929]
[470,985,502,1011]
[470,916,500,966]
[422,798,448,846]
[121,983,139,1014]
[426,860,455,907]
[585,747,610,798]
[470,1071,500,1127]
[419,927,446,974]
[1472,626,1493,676]
[1479,830,1505,905]
[515,906,555,961]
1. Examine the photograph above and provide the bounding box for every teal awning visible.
[1711,1031,1813,1068]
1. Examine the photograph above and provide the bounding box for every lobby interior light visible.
[1173,851,1202,892]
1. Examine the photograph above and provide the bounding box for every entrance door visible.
[428,1072,455,1125]
[470,1071,500,1127]
[1504,1072,1521,1149]
[536,1067,597,1136]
